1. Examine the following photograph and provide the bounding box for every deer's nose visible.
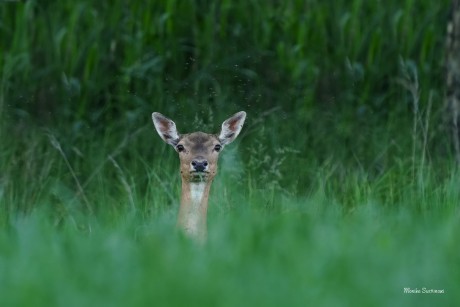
[191,159,208,172]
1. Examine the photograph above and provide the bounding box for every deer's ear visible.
[152,112,180,146]
[218,111,246,146]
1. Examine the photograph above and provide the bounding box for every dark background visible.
[0,0,453,212]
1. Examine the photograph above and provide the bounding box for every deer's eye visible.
[214,144,222,152]
[176,145,185,152]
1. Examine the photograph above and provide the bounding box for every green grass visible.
[1,0,459,306]
[0,125,458,305]
[0,188,458,306]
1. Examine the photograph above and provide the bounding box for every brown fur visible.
[152,111,246,242]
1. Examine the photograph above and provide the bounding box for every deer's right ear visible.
[218,111,246,146]
[152,112,180,146]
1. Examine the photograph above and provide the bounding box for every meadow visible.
[0,0,459,306]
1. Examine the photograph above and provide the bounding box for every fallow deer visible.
[152,111,246,242]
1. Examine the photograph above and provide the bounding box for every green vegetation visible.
[0,0,458,306]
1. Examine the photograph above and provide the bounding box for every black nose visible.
[191,160,208,172]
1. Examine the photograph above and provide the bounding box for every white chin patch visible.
[190,182,207,204]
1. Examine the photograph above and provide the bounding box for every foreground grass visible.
[0,200,457,307]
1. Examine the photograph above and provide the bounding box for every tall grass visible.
[0,180,458,306]
[0,115,458,305]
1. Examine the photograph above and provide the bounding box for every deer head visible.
[152,111,246,183]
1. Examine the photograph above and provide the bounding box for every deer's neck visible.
[177,180,212,241]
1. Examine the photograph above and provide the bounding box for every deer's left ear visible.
[152,112,180,146]
[218,111,246,146]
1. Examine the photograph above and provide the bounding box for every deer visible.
[152,111,246,242]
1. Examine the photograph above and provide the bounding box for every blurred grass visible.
[0,0,452,193]
[0,0,458,306]
[0,198,458,306]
